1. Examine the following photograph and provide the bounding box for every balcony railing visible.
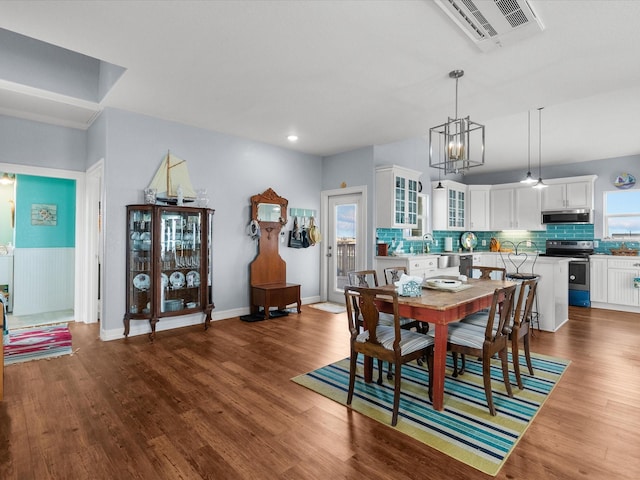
[336,239,356,290]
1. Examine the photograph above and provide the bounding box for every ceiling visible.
[1,0,640,173]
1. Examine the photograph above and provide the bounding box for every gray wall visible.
[0,115,86,170]
[322,146,375,263]
[465,154,640,238]
[3,106,636,332]
[99,108,322,333]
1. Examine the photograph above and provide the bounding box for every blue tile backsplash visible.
[376,224,637,255]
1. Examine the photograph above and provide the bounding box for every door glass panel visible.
[335,203,357,292]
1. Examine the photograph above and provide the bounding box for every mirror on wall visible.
[257,203,282,222]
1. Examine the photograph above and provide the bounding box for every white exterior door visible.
[322,188,366,304]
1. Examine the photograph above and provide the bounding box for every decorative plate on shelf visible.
[614,172,636,189]
[186,270,200,287]
[133,273,151,291]
[169,271,185,288]
[460,231,478,250]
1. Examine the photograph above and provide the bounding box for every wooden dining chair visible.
[510,277,539,389]
[459,278,538,389]
[437,284,517,415]
[469,266,506,281]
[383,266,407,285]
[347,269,423,332]
[344,285,434,426]
[347,269,426,377]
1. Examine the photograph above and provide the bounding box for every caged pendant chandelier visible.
[520,110,536,184]
[533,107,548,189]
[429,70,485,175]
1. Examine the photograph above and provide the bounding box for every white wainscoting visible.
[12,248,75,316]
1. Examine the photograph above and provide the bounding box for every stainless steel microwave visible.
[541,209,592,224]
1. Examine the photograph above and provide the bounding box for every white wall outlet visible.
[594,240,599,248]
[435,239,439,246]
[526,240,532,247]
[482,239,487,246]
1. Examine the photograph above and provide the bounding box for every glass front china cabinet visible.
[124,205,215,340]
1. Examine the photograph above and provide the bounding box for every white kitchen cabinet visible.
[474,253,497,268]
[375,255,439,282]
[541,177,595,210]
[468,185,491,231]
[589,256,608,303]
[432,180,466,231]
[607,257,640,307]
[490,184,542,230]
[490,188,514,230]
[375,165,421,228]
[374,255,462,285]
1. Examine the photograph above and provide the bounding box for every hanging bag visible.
[288,217,303,248]
[301,217,310,248]
[308,216,321,246]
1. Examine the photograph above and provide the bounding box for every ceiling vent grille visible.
[435,0,544,52]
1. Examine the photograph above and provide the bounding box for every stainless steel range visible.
[541,240,594,307]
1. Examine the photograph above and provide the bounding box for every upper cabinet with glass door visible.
[375,165,422,228]
[432,179,467,231]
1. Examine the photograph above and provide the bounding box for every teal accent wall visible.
[15,175,76,248]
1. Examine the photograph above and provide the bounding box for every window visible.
[604,190,640,238]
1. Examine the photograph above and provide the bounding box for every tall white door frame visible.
[86,160,104,330]
[0,161,90,324]
[320,186,367,303]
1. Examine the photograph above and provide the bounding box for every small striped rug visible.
[292,352,569,476]
[4,323,73,365]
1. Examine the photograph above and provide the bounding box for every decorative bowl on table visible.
[425,278,462,290]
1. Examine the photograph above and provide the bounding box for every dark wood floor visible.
[1,305,639,479]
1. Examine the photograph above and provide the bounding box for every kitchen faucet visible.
[423,233,434,253]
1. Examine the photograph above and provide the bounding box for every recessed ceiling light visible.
[287,135,298,142]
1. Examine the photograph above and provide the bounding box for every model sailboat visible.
[148,151,197,204]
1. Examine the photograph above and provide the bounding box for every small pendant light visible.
[533,107,548,189]
[520,111,536,184]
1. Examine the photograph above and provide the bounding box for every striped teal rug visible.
[292,352,569,476]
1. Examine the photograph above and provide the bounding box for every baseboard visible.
[100,295,322,341]
[590,302,640,314]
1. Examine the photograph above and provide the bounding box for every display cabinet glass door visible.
[127,207,153,318]
[160,209,203,313]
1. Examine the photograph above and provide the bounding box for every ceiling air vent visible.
[434,0,545,52]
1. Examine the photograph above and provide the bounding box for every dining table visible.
[374,277,516,411]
